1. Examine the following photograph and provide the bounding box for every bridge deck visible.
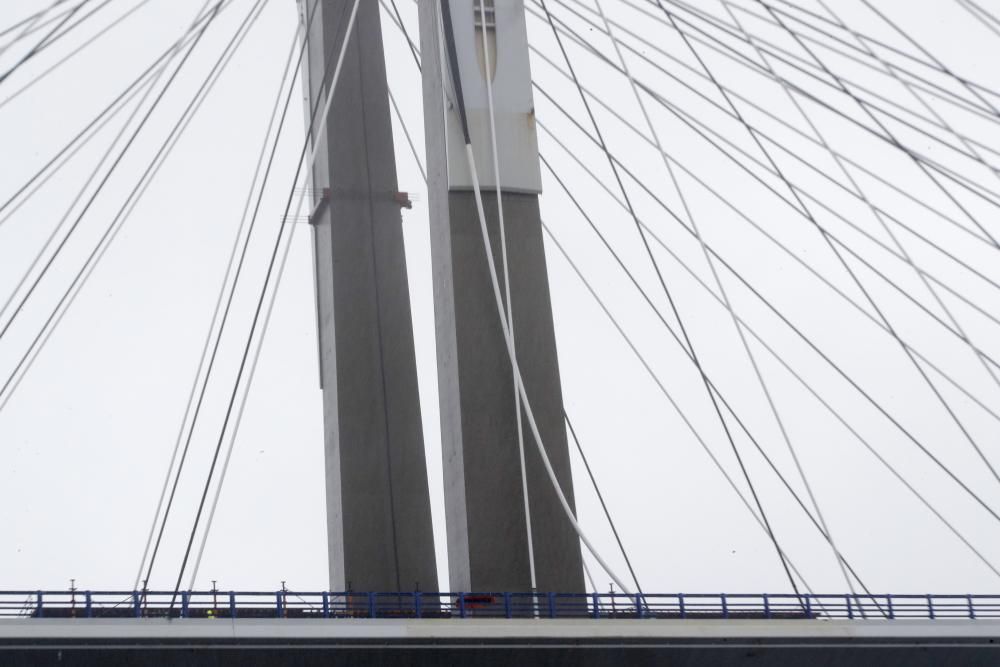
[0,617,998,666]
[2,591,997,665]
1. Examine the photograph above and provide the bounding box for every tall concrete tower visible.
[418,0,585,593]
[299,0,437,593]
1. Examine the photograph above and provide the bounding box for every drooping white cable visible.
[461,140,631,597]
[186,0,362,588]
[477,0,537,595]
[591,0,856,594]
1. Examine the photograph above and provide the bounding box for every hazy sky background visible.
[1,0,999,596]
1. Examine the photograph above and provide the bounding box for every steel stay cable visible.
[0,59,160,232]
[0,0,232,253]
[140,0,321,589]
[620,0,1000,489]
[857,0,1000,118]
[0,0,229,344]
[524,40,1000,378]
[0,0,253,420]
[0,0,83,58]
[540,153,873,596]
[576,0,1000,162]
[535,112,1000,527]
[635,0,1000,155]
[0,0,156,112]
[579,0,1000,221]
[628,0,1000,175]
[957,0,1000,38]
[545,224,873,597]
[535,88,1000,346]
[536,114,1000,431]
[0,1,230,220]
[532,74,1000,412]
[439,0,634,597]
[0,2,196,351]
[387,89,425,182]
[667,0,1000,122]
[0,0,89,85]
[188,163,303,591]
[541,222,819,598]
[526,1,1000,256]
[535,108,1000,577]
[650,0,1000,222]
[528,38,1000,317]
[3,1,81,45]
[536,0,802,601]
[761,0,1000,104]
[540,208,1000,582]
[0,1,258,420]
[813,0,1000,174]
[539,0,1000,212]
[20,0,114,63]
[767,0,1000,100]
[564,413,644,596]
[387,0,421,71]
[169,0,362,600]
[803,0,1000,395]
[0,5,52,60]
[131,0,289,590]
[597,0,856,595]
[0,1,71,42]
[740,0,1000,121]
[625,0,1000,205]
[753,0,1000,486]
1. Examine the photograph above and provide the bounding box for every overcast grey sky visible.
[1,0,999,596]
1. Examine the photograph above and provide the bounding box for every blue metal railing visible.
[3,591,998,620]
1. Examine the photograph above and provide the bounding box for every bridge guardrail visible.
[2,591,997,620]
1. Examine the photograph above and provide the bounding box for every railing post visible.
[804,595,811,619]
[763,594,770,619]
[503,592,512,619]
[635,594,643,619]
[322,591,330,619]
[458,593,466,619]
[548,592,557,619]
[414,592,422,619]
[133,592,141,618]
[846,594,854,619]
[36,592,43,618]
[229,592,236,619]
[678,593,685,619]
[927,594,935,620]
[721,594,728,619]
[368,592,377,619]
[967,595,975,620]
[886,594,894,620]
[591,593,600,619]
[85,591,92,618]
[181,592,189,619]
[276,591,283,618]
